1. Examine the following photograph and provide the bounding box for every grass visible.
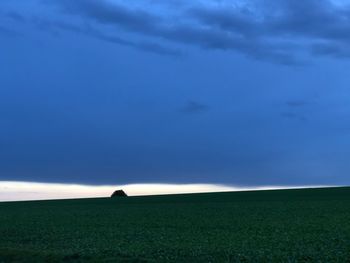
[0,187,350,262]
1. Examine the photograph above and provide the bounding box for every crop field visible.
[0,187,350,262]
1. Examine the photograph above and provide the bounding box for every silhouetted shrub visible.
[111,190,128,198]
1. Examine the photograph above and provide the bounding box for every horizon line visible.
[0,181,336,202]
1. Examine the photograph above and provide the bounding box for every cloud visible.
[311,42,350,58]
[56,0,159,35]
[4,11,26,23]
[281,112,307,121]
[0,25,18,37]
[286,100,307,107]
[181,100,210,113]
[45,0,298,64]
[31,17,183,57]
[284,97,317,120]
[7,0,350,63]
[88,29,183,56]
[1,6,181,57]
[38,0,350,64]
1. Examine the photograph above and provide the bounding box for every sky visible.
[1,0,350,199]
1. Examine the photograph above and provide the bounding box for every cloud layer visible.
[2,0,350,62]
[43,0,350,63]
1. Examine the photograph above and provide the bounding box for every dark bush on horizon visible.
[111,190,128,198]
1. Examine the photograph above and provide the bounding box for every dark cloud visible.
[283,98,309,121]
[56,0,159,35]
[0,25,18,37]
[47,0,300,64]
[44,0,350,64]
[181,101,210,114]
[91,31,182,56]
[267,0,350,41]
[281,112,307,121]
[0,5,181,57]
[286,100,307,107]
[311,42,350,58]
[191,0,350,60]
[4,11,26,23]
[30,17,183,57]
[189,7,261,38]
[7,0,348,63]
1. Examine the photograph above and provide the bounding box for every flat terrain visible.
[0,187,350,262]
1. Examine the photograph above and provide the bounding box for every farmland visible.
[0,187,350,262]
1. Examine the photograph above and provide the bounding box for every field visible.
[0,187,350,262]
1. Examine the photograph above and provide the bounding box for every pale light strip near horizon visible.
[0,181,333,202]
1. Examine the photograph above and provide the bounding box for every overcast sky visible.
[1,0,350,187]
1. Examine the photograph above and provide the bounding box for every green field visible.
[1,187,350,262]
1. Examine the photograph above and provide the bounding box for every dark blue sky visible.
[1,0,350,186]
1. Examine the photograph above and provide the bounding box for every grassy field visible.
[0,187,350,262]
